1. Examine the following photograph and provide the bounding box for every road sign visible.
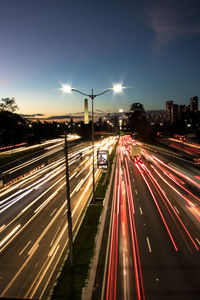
[97,149,108,169]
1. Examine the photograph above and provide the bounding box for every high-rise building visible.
[190,96,198,113]
[171,104,178,122]
[178,105,186,120]
[166,100,173,122]
[166,100,179,122]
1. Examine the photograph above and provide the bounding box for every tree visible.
[0,110,26,145]
[127,102,148,138]
[0,97,18,112]
[130,102,145,116]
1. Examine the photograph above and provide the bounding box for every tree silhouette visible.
[127,102,148,138]
[0,97,18,112]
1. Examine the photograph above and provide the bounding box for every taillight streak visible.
[141,163,199,252]
[151,162,200,204]
[124,158,145,300]
[106,166,119,300]
[151,155,200,188]
[135,163,178,251]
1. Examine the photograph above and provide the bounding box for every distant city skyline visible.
[0,0,200,117]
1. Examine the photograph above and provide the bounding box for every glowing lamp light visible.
[61,84,72,94]
[112,83,124,93]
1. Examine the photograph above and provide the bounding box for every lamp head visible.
[112,83,124,93]
[61,84,72,94]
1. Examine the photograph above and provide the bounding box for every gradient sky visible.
[0,0,200,118]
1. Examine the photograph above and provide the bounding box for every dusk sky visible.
[0,0,200,118]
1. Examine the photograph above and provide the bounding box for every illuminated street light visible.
[61,84,72,93]
[61,83,124,204]
[112,83,124,93]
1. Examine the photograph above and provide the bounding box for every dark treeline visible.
[0,97,94,147]
[0,110,94,147]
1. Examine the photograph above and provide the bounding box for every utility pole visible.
[91,89,95,203]
[64,131,74,267]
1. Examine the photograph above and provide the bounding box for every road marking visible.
[19,240,31,256]
[139,207,143,215]
[135,189,138,195]
[50,208,57,217]
[0,224,21,248]
[146,237,152,253]
[28,243,39,257]
[196,238,200,246]
[0,225,5,233]
[174,206,180,214]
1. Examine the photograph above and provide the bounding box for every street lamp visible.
[61,83,124,203]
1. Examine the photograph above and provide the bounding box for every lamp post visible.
[61,83,124,203]
[64,129,74,267]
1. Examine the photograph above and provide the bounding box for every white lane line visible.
[196,238,200,246]
[139,207,143,215]
[50,208,57,217]
[174,206,180,214]
[146,237,152,253]
[0,224,21,247]
[0,225,5,233]
[28,243,39,257]
[135,189,138,195]
[19,240,32,256]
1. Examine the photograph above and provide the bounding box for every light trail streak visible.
[3,146,63,175]
[0,156,65,198]
[0,224,21,247]
[151,164,200,205]
[106,166,119,300]
[0,137,116,297]
[146,237,152,253]
[27,245,60,299]
[0,157,64,195]
[0,162,65,212]
[135,162,178,251]
[17,164,100,299]
[140,162,199,252]
[124,157,145,300]
[0,189,35,213]
[101,157,119,300]
[19,240,32,256]
[150,162,200,203]
[151,155,200,188]
[186,206,200,223]
[0,161,97,254]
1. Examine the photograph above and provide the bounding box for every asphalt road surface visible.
[94,135,200,300]
[0,137,117,299]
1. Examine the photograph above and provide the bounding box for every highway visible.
[0,136,117,299]
[95,136,200,300]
